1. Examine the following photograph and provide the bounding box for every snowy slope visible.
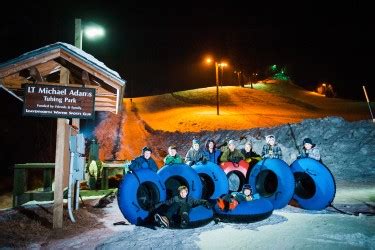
[129,82,370,132]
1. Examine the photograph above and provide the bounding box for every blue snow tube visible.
[158,163,202,199]
[248,159,295,209]
[214,198,273,223]
[192,162,229,201]
[117,168,166,225]
[290,158,336,210]
[187,205,214,228]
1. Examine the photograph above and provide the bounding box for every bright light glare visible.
[84,26,105,39]
[206,58,212,64]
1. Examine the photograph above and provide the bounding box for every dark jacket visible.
[300,146,321,161]
[162,195,207,208]
[241,149,260,159]
[129,155,158,172]
[185,148,207,166]
[203,149,222,164]
[220,149,245,163]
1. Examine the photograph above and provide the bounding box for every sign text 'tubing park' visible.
[23,84,96,119]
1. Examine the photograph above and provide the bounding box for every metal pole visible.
[215,62,219,115]
[362,85,375,122]
[75,18,82,49]
[220,66,224,87]
[73,19,81,130]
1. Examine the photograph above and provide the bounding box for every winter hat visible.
[192,139,200,145]
[228,140,235,146]
[265,135,275,144]
[242,184,252,192]
[142,146,152,154]
[303,138,315,147]
[178,185,188,192]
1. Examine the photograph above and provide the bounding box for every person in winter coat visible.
[164,145,183,165]
[217,184,260,211]
[203,139,222,165]
[241,141,261,164]
[261,135,283,159]
[185,139,208,166]
[298,138,321,161]
[220,140,245,163]
[128,146,158,172]
[153,185,212,228]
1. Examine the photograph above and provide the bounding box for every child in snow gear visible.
[203,139,222,165]
[185,139,208,166]
[220,140,245,163]
[164,145,183,165]
[241,141,261,164]
[298,138,321,161]
[217,184,259,211]
[153,185,212,228]
[261,135,282,159]
[128,146,158,172]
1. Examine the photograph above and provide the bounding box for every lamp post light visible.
[73,18,105,128]
[234,70,242,87]
[206,58,221,115]
[251,73,258,89]
[219,62,227,87]
[75,18,105,50]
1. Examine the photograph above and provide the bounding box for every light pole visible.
[234,70,242,87]
[75,18,105,50]
[206,58,220,115]
[73,18,105,129]
[219,62,227,87]
[215,62,219,115]
[250,73,258,89]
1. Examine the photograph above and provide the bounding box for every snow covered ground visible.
[43,188,373,249]
[4,82,373,249]
[77,188,374,250]
[89,116,375,250]
[83,82,375,249]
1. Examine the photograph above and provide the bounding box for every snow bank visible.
[154,116,375,187]
[245,116,375,186]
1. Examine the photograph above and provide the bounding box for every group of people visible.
[127,135,321,228]
[128,135,321,173]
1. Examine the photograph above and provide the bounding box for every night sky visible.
[0,1,374,99]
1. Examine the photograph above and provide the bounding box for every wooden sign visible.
[23,84,96,119]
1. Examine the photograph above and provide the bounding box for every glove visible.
[188,161,195,167]
[201,158,207,164]
[204,201,212,209]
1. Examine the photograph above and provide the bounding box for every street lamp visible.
[206,58,221,115]
[72,19,105,128]
[75,18,105,50]
[234,70,242,87]
[219,62,227,87]
[251,73,258,89]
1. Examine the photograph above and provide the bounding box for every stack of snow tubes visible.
[247,158,335,210]
[118,157,336,227]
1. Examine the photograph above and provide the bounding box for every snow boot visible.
[154,213,169,228]
[180,212,190,229]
